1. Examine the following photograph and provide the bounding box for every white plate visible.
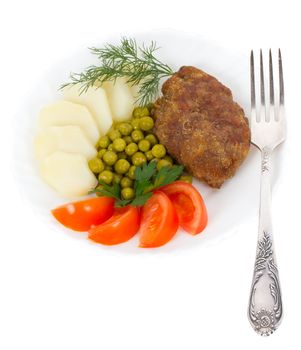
[12,30,285,252]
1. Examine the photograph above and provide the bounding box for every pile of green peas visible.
[88,105,192,200]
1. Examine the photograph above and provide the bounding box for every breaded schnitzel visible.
[153,66,250,188]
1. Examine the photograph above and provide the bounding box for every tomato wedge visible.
[139,191,179,248]
[88,205,140,245]
[51,197,114,232]
[160,181,207,235]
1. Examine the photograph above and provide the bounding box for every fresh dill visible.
[60,38,174,106]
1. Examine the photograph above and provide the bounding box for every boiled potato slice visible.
[34,126,97,161]
[103,78,135,121]
[40,152,98,197]
[131,84,140,107]
[39,100,99,145]
[63,85,113,136]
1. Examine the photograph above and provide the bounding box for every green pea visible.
[107,144,114,151]
[145,150,154,161]
[125,142,138,156]
[97,149,106,159]
[108,129,121,141]
[131,119,140,130]
[142,106,151,115]
[113,138,126,152]
[123,135,133,144]
[157,159,172,170]
[131,130,144,142]
[139,116,154,131]
[114,159,130,174]
[128,165,136,180]
[118,122,133,136]
[120,176,134,188]
[138,139,151,152]
[88,158,105,173]
[121,187,135,200]
[98,135,110,149]
[98,170,113,184]
[179,175,193,184]
[118,152,128,160]
[163,155,174,165]
[132,106,150,118]
[132,152,147,166]
[151,144,166,158]
[103,151,118,166]
[145,134,158,146]
[104,165,113,171]
[113,173,123,184]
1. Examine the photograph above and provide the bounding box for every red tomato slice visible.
[51,197,114,232]
[139,191,179,248]
[160,181,208,235]
[88,205,140,245]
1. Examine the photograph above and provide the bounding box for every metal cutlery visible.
[247,49,285,336]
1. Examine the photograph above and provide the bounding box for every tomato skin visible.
[51,197,114,232]
[139,191,179,248]
[88,205,140,245]
[160,181,207,235]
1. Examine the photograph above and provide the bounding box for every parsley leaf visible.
[134,179,152,196]
[115,199,132,208]
[131,163,184,206]
[153,165,184,189]
[133,162,157,197]
[134,161,157,182]
[90,162,184,208]
[91,180,121,200]
[130,193,153,207]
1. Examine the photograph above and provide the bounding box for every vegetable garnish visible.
[91,162,184,208]
[51,197,114,232]
[139,191,179,248]
[61,38,174,106]
[161,181,208,235]
[88,205,140,245]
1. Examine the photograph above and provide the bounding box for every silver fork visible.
[247,49,285,336]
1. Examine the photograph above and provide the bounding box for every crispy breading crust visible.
[153,66,250,188]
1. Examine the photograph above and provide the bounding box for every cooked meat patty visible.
[153,66,250,188]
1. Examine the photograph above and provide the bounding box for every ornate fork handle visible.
[248,147,283,336]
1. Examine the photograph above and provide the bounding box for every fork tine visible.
[250,50,255,107]
[260,49,266,121]
[269,49,275,121]
[250,50,257,122]
[279,49,284,106]
[250,49,286,150]
[269,49,275,105]
[260,50,265,106]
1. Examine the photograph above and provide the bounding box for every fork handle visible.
[248,146,283,336]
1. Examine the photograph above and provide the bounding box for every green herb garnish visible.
[94,180,121,200]
[92,163,184,207]
[61,38,174,106]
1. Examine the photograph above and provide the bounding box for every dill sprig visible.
[60,38,174,106]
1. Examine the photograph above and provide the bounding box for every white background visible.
[1,1,300,349]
